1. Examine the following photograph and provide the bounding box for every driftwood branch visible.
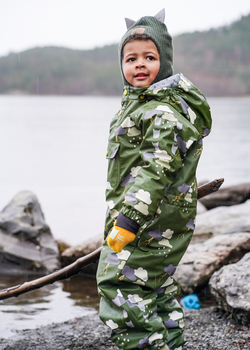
[0,247,102,300]
[197,178,224,199]
[0,178,224,300]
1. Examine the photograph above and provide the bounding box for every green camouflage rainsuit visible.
[97,8,212,350]
[96,73,212,350]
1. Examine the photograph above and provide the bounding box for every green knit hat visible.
[119,9,173,86]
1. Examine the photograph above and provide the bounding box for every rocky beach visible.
[1,182,250,349]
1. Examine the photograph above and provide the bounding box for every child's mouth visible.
[135,73,149,79]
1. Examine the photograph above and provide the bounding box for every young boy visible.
[96,9,212,350]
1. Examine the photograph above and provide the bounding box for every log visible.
[0,247,102,300]
[0,178,224,300]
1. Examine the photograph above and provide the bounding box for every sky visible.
[1,0,250,57]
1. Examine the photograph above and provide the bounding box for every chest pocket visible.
[106,142,120,188]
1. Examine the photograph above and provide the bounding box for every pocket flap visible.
[106,142,120,159]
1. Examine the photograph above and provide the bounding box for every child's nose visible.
[136,62,145,69]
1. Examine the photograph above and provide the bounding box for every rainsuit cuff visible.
[120,207,146,227]
[116,214,140,234]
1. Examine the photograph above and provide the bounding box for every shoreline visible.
[0,307,249,350]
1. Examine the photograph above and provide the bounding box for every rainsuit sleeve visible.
[120,103,202,226]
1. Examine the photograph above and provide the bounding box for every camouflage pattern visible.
[96,73,212,350]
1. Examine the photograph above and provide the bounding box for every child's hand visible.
[107,222,136,252]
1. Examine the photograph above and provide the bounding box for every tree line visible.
[0,14,249,97]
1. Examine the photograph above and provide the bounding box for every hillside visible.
[0,45,122,95]
[173,13,250,96]
[0,14,249,97]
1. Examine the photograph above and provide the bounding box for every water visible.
[0,95,120,246]
[0,95,250,338]
[197,97,250,186]
[0,275,99,338]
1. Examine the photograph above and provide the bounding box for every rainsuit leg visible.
[97,227,193,349]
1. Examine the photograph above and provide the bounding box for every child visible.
[96,9,211,350]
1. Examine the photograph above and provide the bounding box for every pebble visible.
[0,307,249,350]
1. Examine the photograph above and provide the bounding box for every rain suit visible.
[96,73,212,350]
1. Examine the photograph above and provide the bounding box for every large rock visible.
[61,234,103,264]
[193,199,250,243]
[199,182,250,209]
[209,252,250,325]
[0,191,61,276]
[175,232,250,294]
[61,234,103,275]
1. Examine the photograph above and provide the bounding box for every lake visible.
[0,95,250,338]
[0,95,249,245]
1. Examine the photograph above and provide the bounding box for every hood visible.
[146,73,212,138]
[123,73,212,138]
[119,9,173,86]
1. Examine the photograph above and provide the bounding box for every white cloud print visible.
[121,117,135,128]
[106,182,113,190]
[134,267,148,282]
[188,107,196,124]
[162,229,174,239]
[117,250,131,261]
[107,200,115,209]
[155,150,172,168]
[136,189,152,205]
[135,202,149,215]
[156,105,173,113]
[148,332,163,345]
[158,239,172,248]
[106,319,119,330]
[169,310,183,321]
[162,112,177,122]
[109,209,119,219]
[128,294,143,303]
[127,127,141,137]
[130,166,141,177]
[161,277,173,288]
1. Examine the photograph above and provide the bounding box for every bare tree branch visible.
[0,178,224,300]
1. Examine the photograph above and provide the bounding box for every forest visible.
[0,13,249,97]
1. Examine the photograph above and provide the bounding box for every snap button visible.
[140,95,145,99]
[124,89,128,96]
[119,110,123,115]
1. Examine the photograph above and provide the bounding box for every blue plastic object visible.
[180,294,201,309]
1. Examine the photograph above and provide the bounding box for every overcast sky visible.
[1,0,250,57]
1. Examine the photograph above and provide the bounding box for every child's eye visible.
[128,58,136,62]
[147,56,155,61]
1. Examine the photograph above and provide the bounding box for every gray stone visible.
[193,199,250,243]
[0,191,61,276]
[209,252,250,324]
[61,234,103,275]
[175,232,250,293]
[61,234,103,263]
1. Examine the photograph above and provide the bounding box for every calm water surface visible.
[0,95,249,338]
[0,275,98,338]
[0,95,249,245]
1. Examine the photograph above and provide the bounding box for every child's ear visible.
[154,9,165,23]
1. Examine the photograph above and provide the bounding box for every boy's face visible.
[122,39,160,87]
